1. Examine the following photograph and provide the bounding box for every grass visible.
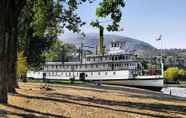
[0,82,186,118]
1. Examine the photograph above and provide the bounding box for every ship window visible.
[98,72,100,75]
[91,72,93,76]
[69,73,71,76]
[114,43,117,47]
[105,72,108,75]
[126,56,128,60]
[96,65,98,68]
[112,57,114,60]
[113,72,116,75]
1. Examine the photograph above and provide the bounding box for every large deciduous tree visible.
[0,0,26,103]
[0,0,125,104]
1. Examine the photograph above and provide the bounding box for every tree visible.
[0,0,26,103]
[91,0,125,55]
[0,0,125,104]
[44,40,77,62]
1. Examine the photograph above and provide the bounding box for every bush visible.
[178,69,186,80]
[16,51,28,80]
[164,67,179,81]
[164,67,186,81]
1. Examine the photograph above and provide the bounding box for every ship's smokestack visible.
[97,27,104,55]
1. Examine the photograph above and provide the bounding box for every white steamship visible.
[27,39,164,90]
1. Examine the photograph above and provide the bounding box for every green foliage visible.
[17,0,87,70]
[44,40,77,62]
[95,0,125,31]
[164,67,186,81]
[17,0,125,71]
[17,0,60,70]
[178,69,186,80]
[16,52,28,79]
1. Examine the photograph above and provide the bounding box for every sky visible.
[63,0,186,49]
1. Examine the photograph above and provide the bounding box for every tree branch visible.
[15,0,26,17]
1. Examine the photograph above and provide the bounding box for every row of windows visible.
[111,42,123,47]
[86,55,134,62]
[45,63,137,70]
[47,71,116,76]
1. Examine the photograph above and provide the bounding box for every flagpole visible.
[160,35,164,77]
[156,35,164,77]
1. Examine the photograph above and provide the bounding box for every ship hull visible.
[27,70,164,91]
[95,78,164,91]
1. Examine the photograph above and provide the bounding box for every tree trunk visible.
[7,27,18,93]
[0,62,8,104]
[0,0,9,103]
[7,15,18,93]
[0,0,25,102]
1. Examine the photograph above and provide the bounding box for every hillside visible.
[60,33,157,56]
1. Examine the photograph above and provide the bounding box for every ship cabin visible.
[40,40,142,80]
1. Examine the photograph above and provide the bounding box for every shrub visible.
[164,67,179,81]
[16,51,28,80]
[178,69,186,80]
[164,67,186,81]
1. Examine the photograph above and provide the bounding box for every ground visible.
[0,82,186,118]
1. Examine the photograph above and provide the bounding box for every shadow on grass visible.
[15,93,185,118]
[60,85,108,93]
[129,94,186,102]
[0,109,46,118]
[69,83,186,101]
[2,104,68,118]
[48,93,186,114]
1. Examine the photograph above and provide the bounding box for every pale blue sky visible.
[63,0,186,49]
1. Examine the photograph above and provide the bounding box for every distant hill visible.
[61,33,158,56]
